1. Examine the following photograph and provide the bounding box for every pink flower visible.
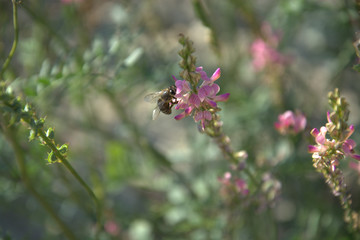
[343,139,360,161]
[235,179,249,196]
[218,172,249,197]
[173,67,230,127]
[308,127,339,166]
[196,67,221,84]
[198,84,230,108]
[218,172,232,185]
[174,76,191,98]
[196,68,230,107]
[308,120,360,162]
[194,110,212,130]
[274,110,306,135]
[250,23,289,71]
[104,220,120,236]
[308,127,331,154]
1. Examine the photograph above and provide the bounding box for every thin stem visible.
[0,0,19,80]
[209,115,261,187]
[0,120,77,240]
[37,130,102,223]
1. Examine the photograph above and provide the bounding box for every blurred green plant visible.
[1,0,360,239]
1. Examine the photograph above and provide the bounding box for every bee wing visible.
[144,92,161,103]
[152,107,161,120]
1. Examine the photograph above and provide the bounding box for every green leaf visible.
[46,127,55,140]
[47,150,58,164]
[58,144,69,155]
[37,77,51,86]
[353,63,360,73]
[29,129,36,141]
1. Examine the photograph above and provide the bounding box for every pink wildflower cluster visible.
[274,110,306,135]
[308,112,360,172]
[173,67,230,129]
[250,23,289,71]
[218,172,249,198]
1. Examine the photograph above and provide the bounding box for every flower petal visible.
[194,111,203,122]
[189,94,201,107]
[206,99,217,108]
[185,106,193,115]
[195,66,203,72]
[343,139,360,161]
[196,67,210,81]
[310,128,320,138]
[204,111,212,120]
[327,111,332,123]
[308,145,320,153]
[210,68,221,81]
[198,85,212,102]
[351,154,360,161]
[315,127,327,145]
[213,93,230,102]
[174,112,186,120]
[210,84,220,95]
[343,125,355,140]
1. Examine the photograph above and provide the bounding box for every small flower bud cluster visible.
[256,173,282,211]
[308,88,360,230]
[218,171,249,202]
[173,67,230,130]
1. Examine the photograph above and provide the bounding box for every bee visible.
[144,85,178,120]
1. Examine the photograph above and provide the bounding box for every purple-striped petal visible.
[189,94,201,107]
[198,85,212,101]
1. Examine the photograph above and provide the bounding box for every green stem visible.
[37,130,102,223]
[0,121,77,240]
[0,0,19,80]
[209,116,261,187]
[223,142,260,187]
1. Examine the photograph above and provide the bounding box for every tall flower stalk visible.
[174,34,259,188]
[308,88,360,230]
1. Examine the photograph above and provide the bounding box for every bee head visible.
[169,85,176,96]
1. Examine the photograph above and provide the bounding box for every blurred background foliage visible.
[1,0,360,239]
